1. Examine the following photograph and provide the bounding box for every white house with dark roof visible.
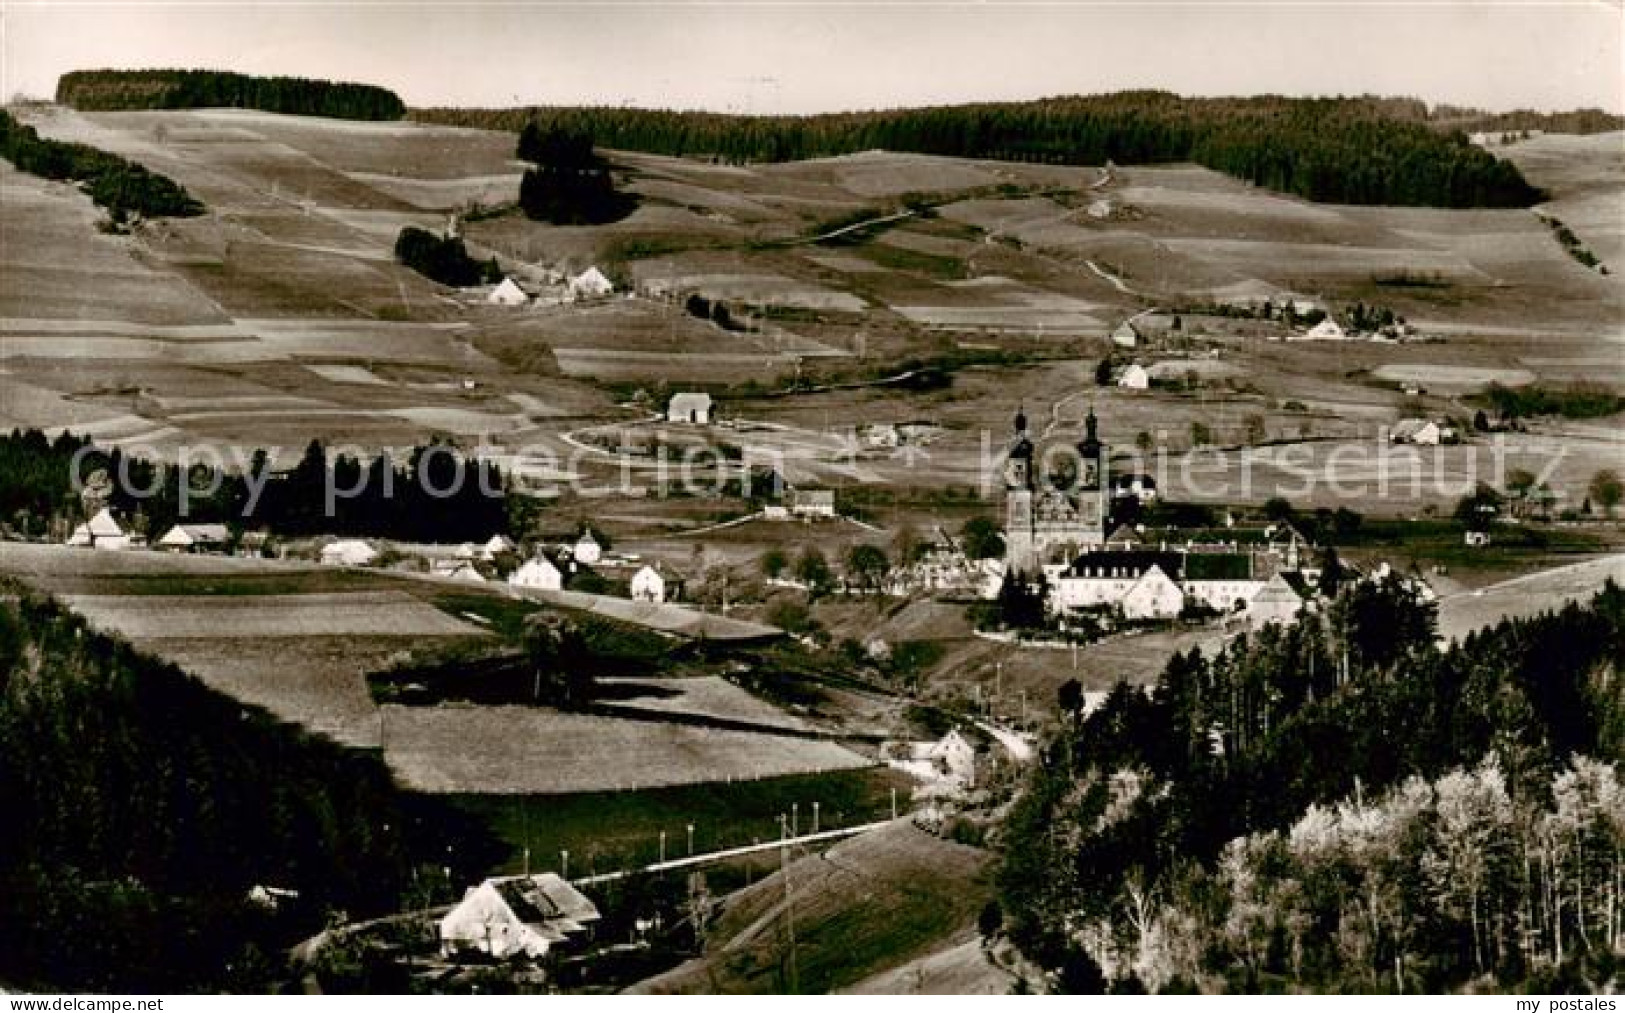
[1246,571,1313,628]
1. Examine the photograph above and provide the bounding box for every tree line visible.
[56,69,405,121]
[998,575,1624,992]
[0,110,203,221]
[0,429,517,546]
[413,91,1545,208]
[0,585,500,990]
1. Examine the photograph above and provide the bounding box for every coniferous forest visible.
[0,110,203,220]
[515,124,637,225]
[56,69,406,121]
[414,92,1547,208]
[999,577,1625,993]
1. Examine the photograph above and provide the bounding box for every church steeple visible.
[1080,405,1102,457]
[1014,405,1028,436]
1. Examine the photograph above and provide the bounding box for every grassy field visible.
[440,766,915,877]
[630,820,995,994]
[378,703,871,794]
[1435,553,1625,642]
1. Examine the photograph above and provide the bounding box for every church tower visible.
[1003,407,1036,574]
[1075,406,1108,545]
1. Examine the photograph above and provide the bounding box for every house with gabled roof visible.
[1247,571,1313,628]
[631,562,683,603]
[439,873,600,961]
[66,508,136,550]
[567,266,614,301]
[486,276,530,306]
[156,522,231,553]
[509,552,564,591]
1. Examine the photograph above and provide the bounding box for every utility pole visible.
[792,803,799,838]
[779,813,799,993]
[560,849,569,879]
[687,823,695,857]
[812,801,820,835]
[660,830,667,864]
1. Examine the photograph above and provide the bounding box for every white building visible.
[1120,564,1185,620]
[66,508,136,550]
[666,392,713,424]
[486,277,530,306]
[156,523,230,553]
[1299,318,1348,341]
[572,531,602,565]
[439,874,600,961]
[630,563,681,603]
[1246,571,1313,628]
[1116,363,1151,390]
[567,266,614,301]
[319,539,378,567]
[1111,320,1140,349]
[791,489,836,519]
[508,553,564,591]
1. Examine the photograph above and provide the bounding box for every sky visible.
[4,1,1622,115]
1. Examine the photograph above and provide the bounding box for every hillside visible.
[0,103,1619,517]
[629,820,995,994]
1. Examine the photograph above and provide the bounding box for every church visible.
[1003,405,1110,574]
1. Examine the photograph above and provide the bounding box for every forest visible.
[414,91,1546,208]
[0,110,203,220]
[0,429,518,546]
[0,585,500,990]
[56,69,406,121]
[997,575,1624,993]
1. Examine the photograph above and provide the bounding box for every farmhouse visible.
[319,539,378,567]
[508,553,564,591]
[631,562,683,603]
[1247,571,1313,628]
[667,392,713,424]
[791,488,837,519]
[1299,318,1348,341]
[567,266,614,301]
[1111,320,1140,348]
[1116,363,1151,390]
[440,874,600,961]
[486,277,529,306]
[156,523,230,553]
[1389,419,1456,446]
[66,508,136,550]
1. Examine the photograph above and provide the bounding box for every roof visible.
[486,874,600,933]
[668,391,713,410]
[1065,549,1183,579]
[793,488,835,505]
[486,277,529,304]
[159,523,230,544]
[635,561,682,582]
[86,508,125,537]
[1391,418,1437,439]
[1183,552,1255,582]
[1252,571,1311,604]
[483,534,516,552]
